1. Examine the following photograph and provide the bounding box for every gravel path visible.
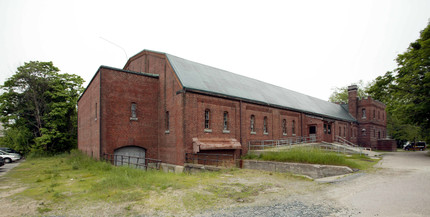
[198,151,430,217]
[198,200,343,217]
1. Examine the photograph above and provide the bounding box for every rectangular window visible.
[223,111,230,133]
[250,115,256,134]
[223,112,229,130]
[324,124,327,134]
[328,124,331,134]
[130,103,138,121]
[263,116,268,134]
[282,119,287,135]
[292,120,296,135]
[205,109,211,129]
[165,111,170,133]
[362,108,366,119]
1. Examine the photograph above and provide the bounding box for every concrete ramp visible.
[321,142,381,157]
[250,142,381,157]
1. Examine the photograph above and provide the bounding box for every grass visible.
[1,150,311,216]
[244,147,379,170]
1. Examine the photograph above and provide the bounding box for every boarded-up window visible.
[292,120,296,135]
[282,119,287,135]
[166,111,169,131]
[263,116,268,134]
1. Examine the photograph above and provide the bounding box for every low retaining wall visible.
[376,139,397,151]
[242,160,353,179]
[183,163,223,173]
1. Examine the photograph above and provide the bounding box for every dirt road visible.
[326,151,430,216]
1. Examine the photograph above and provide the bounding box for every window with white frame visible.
[263,116,268,134]
[204,109,211,129]
[250,115,255,134]
[223,111,229,132]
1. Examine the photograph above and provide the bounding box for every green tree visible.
[328,80,369,103]
[368,22,430,143]
[0,61,84,154]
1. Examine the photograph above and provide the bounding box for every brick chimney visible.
[348,85,358,119]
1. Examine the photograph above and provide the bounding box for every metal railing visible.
[334,136,359,148]
[333,136,364,155]
[102,153,162,170]
[248,135,318,151]
[185,153,236,167]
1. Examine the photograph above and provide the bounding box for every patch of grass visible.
[2,150,317,215]
[4,150,225,212]
[206,182,272,203]
[182,191,218,210]
[244,147,379,170]
[37,206,52,214]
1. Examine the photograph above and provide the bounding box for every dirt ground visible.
[324,151,430,217]
[1,151,429,216]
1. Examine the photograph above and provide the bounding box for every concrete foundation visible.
[242,160,353,179]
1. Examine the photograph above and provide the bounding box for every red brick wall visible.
[99,68,159,159]
[78,72,100,158]
[124,51,186,165]
[376,139,397,151]
[181,93,305,159]
[357,96,387,147]
[79,50,389,166]
[159,59,185,165]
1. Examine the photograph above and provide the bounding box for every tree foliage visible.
[0,61,84,154]
[367,22,430,142]
[328,80,369,103]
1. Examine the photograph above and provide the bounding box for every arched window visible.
[282,119,287,135]
[263,116,268,134]
[292,120,296,135]
[223,111,229,130]
[250,115,255,133]
[204,109,210,129]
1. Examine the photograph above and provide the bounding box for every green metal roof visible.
[164,52,356,122]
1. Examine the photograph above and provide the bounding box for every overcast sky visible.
[1,0,429,100]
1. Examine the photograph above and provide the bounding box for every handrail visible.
[335,136,358,148]
[248,135,319,151]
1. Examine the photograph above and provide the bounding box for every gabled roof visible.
[156,50,356,122]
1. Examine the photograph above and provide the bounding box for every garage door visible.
[114,146,146,167]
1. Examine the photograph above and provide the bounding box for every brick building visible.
[77,50,388,166]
